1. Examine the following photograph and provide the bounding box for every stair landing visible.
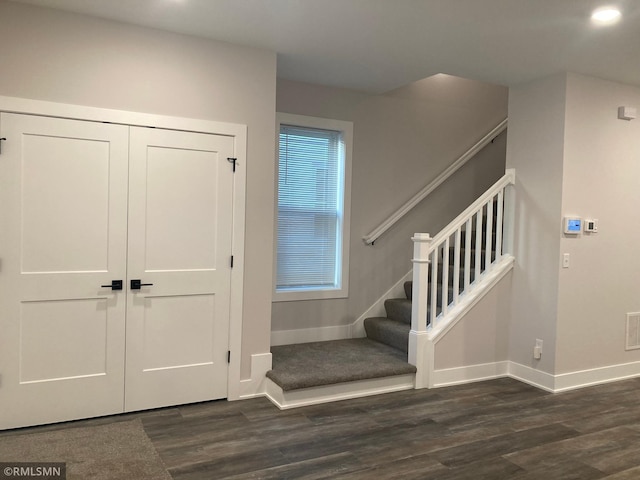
[265,338,416,409]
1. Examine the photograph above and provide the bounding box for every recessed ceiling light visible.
[591,6,622,24]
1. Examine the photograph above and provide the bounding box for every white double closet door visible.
[0,113,234,429]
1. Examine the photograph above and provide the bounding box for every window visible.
[274,113,352,301]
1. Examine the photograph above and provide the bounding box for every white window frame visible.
[273,112,352,302]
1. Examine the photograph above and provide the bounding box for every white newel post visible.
[409,233,432,389]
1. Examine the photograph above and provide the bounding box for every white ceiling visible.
[10,0,640,93]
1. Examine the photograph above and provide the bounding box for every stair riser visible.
[384,299,412,324]
[364,317,409,354]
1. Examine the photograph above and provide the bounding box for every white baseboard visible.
[351,270,413,337]
[505,360,640,393]
[271,325,351,346]
[507,361,556,392]
[432,361,509,388]
[553,360,640,392]
[430,359,640,394]
[237,352,272,399]
[264,374,415,410]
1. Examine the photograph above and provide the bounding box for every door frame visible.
[0,95,247,401]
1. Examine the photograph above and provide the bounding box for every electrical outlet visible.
[534,339,543,359]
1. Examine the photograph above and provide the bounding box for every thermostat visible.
[563,217,582,234]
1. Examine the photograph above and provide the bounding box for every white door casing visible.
[0,104,244,429]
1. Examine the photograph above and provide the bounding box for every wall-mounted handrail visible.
[363,118,508,245]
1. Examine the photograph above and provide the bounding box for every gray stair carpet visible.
[267,338,416,391]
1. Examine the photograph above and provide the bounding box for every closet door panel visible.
[0,113,129,429]
[125,127,234,412]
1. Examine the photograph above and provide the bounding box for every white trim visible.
[507,362,557,393]
[0,95,248,402]
[410,331,433,388]
[363,118,508,245]
[273,112,353,302]
[226,123,248,401]
[271,325,351,346]
[553,360,640,392]
[237,353,273,399]
[0,95,246,138]
[431,359,640,393]
[350,270,413,338]
[432,361,509,388]
[264,374,415,410]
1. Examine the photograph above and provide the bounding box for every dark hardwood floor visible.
[5,377,640,479]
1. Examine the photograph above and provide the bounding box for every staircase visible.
[265,170,515,408]
[364,203,496,354]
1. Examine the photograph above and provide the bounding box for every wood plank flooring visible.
[4,377,640,478]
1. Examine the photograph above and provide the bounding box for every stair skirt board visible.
[264,374,416,410]
[352,271,413,337]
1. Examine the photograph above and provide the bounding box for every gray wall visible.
[507,72,640,376]
[0,2,277,379]
[275,75,508,334]
[505,74,567,373]
[557,73,640,373]
[435,272,512,370]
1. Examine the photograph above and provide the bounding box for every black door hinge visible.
[0,138,6,155]
[230,255,234,268]
[227,157,237,172]
[227,351,231,363]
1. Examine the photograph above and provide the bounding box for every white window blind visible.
[277,124,345,292]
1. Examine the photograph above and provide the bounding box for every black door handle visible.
[131,279,154,290]
[101,280,123,291]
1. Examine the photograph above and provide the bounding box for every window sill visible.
[273,287,348,302]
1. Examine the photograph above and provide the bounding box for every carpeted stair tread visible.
[267,338,417,391]
[364,317,410,353]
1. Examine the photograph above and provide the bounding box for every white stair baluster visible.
[442,238,450,316]
[495,190,504,259]
[464,218,472,291]
[485,198,494,271]
[475,211,482,280]
[453,228,461,305]
[430,248,439,329]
